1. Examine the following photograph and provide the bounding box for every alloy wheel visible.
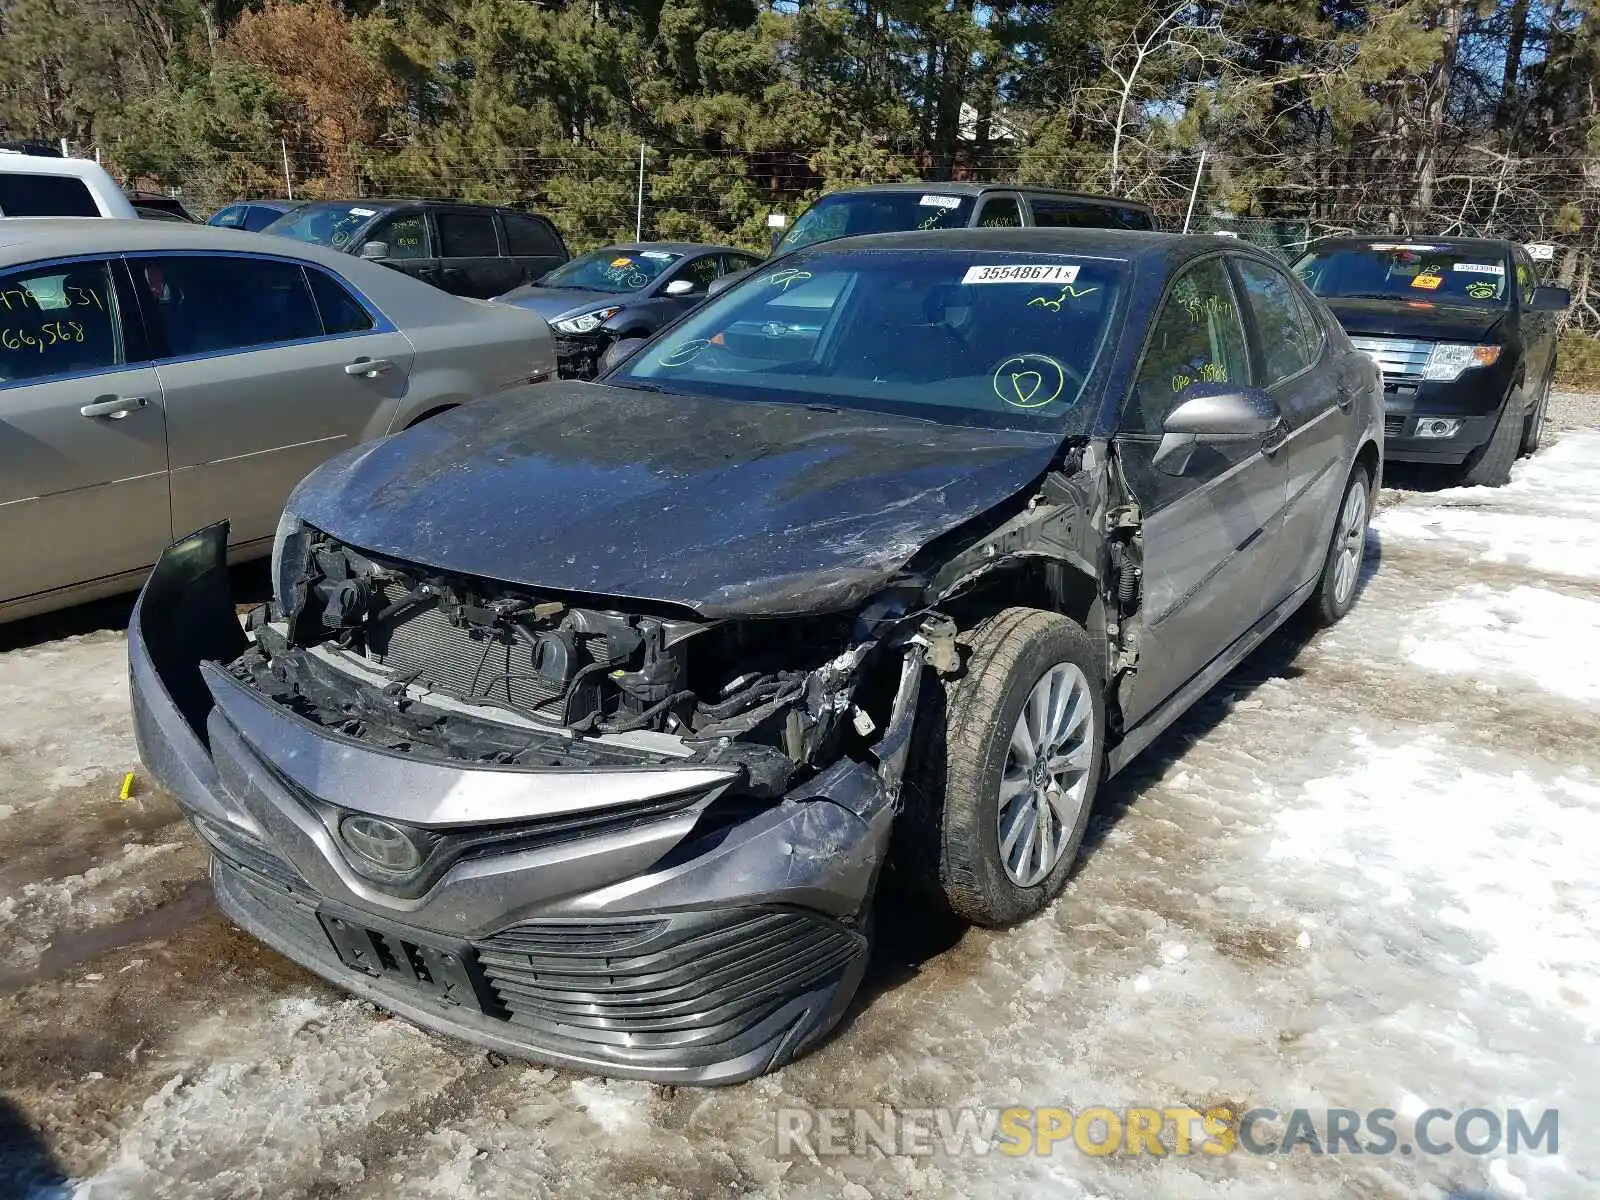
[997,663,1097,888]
[1331,477,1368,606]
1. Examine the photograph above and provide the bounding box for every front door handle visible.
[344,358,394,378]
[80,395,147,419]
[1261,419,1289,456]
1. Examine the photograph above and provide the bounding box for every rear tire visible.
[896,608,1105,927]
[1306,464,1371,627]
[1456,387,1523,487]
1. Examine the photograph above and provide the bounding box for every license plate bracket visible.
[317,909,491,1013]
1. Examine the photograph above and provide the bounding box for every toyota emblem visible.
[339,815,424,873]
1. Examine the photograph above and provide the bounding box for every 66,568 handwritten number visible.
[1,320,88,353]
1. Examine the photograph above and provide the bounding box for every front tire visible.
[896,608,1105,927]
[1456,386,1524,487]
[1520,373,1551,457]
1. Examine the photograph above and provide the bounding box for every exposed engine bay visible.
[233,532,954,800]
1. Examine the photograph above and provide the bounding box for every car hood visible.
[493,286,628,322]
[1321,297,1506,342]
[286,382,1062,617]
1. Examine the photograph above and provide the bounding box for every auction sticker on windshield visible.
[963,264,1081,285]
[920,195,962,209]
[1453,262,1505,275]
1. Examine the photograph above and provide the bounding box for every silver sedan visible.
[0,219,554,623]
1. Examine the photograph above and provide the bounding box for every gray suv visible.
[130,229,1379,1085]
[774,183,1158,253]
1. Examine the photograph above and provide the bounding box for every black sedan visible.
[129,229,1381,1084]
[495,242,763,378]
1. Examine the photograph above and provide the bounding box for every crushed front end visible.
[130,522,937,1083]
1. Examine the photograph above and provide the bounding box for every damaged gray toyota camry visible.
[130,228,1382,1084]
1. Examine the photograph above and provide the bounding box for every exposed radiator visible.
[363,586,607,716]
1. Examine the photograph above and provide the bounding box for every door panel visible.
[1231,257,1348,593]
[1515,250,1557,386]
[1114,256,1287,728]
[135,253,415,547]
[434,210,519,298]
[0,258,170,603]
[0,366,169,603]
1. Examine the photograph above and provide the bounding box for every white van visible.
[0,153,137,219]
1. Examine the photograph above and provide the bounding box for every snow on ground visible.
[2,426,1599,1200]
[1375,430,1600,581]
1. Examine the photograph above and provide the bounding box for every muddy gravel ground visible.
[3,420,1600,1199]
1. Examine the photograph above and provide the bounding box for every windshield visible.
[262,203,386,249]
[539,248,681,292]
[777,192,976,253]
[1294,244,1512,307]
[608,249,1127,432]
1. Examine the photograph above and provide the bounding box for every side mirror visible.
[1530,285,1570,312]
[663,279,696,297]
[1153,386,1280,475]
[599,336,648,375]
[708,268,752,299]
[359,241,389,260]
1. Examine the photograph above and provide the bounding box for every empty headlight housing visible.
[554,306,623,334]
[1423,343,1501,382]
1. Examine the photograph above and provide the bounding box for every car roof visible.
[590,241,749,256]
[790,226,1231,260]
[289,197,553,215]
[0,217,373,266]
[820,182,1155,210]
[1307,234,1519,254]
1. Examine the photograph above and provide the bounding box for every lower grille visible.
[217,859,865,1063]
[1384,415,1406,437]
[1351,335,1432,380]
[477,908,864,1051]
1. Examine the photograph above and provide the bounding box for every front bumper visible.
[130,525,886,1084]
[553,332,606,379]
[1380,370,1510,464]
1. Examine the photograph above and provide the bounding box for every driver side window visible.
[370,213,428,261]
[1126,259,1249,434]
[664,255,721,296]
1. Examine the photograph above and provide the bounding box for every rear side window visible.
[0,260,125,384]
[242,206,287,233]
[136,255,323,357]
[1030,198,1152,231]
[437,212,499,257]
[210,205,248,229]
[306,269,375,336]
[1233,258,1321,385]
[0,173,99,217]
[503,212,561,257]
[976,197,1023,227]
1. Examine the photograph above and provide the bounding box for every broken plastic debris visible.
[119,771,135,801]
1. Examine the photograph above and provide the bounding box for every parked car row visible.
[0,150,1569,1085]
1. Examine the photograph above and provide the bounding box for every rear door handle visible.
[344,358,394,377]
[80,395,147,419]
